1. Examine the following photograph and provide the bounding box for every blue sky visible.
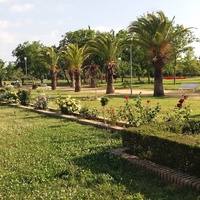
[1,0,200,62]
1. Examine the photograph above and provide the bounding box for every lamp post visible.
[24,57,27,78]
[130,43,133,95]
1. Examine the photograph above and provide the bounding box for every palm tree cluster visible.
[9,11,196,96]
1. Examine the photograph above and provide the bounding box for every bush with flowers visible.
[34,94,50,110]
[115,93,161,127]
[163,94,192,133]
[55,95,81,115]
[0,85,19,103]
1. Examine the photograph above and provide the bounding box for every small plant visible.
[164,95,191,123]
[80,105,99,119]
[100,97,110,123]
[55,95,81,115]
[34,94,50,110]
[100,97,109,106]
[107,106,119,125]
[121,80,129,88]
[163,95,192,133]
[17,89,31,106]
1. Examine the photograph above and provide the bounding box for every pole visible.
[24,57,27,77]
[130,44,133,95]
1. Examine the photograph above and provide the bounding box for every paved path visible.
[55,86,200,100]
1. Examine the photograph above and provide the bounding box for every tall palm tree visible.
[89,31,126,94]
[63,43,90,92]
[39,46,60,90]
[128,11,191,96]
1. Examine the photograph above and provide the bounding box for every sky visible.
[1,0,200,63]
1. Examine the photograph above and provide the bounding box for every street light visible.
[130,41,133,95]
[24,57,27,78]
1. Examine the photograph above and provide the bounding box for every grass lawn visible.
[0,104,199,199]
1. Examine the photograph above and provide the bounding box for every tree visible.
[128,11,192,96]
[0,59,6,86]
[89,31,126,94]
[83,61,101,88]
[12,41,45,81]
[171,25,199,84]
[39,46,60,90]
[62,43,90,92]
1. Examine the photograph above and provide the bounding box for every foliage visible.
[128,11,192,97]
[79,105,99,119]
[121,80,129,88]
[100,96,110,106]
[0,86,18,103]
[55,95,81,114]
[106,106,119,125]
[17,89,31,106]
[117,94,161,126]
[121,125,200,178]
[0,105,198,199]
[34,94,50,110]
[163,95,192,133]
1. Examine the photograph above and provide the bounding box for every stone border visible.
[110,148,200,192]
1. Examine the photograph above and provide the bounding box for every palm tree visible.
[39,46,60,90]
[63,43,90,92]
[83,61,101,88]
[89,31,126,94]
[128,11,191,96]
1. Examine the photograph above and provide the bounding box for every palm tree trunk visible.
[154,67,164,97]
[106,68,115,94]
[68,70,75,87]
[50,69,57,90]
[74,70,81,92]
[90,77,96,88]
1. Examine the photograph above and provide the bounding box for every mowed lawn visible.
[0,104,199,199]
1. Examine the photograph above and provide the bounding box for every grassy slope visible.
[0,105,199,199]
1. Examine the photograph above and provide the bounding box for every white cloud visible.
[10,4,35,12]
[0,31,15,43]
[0,20,9,29]
[0,0,8,3]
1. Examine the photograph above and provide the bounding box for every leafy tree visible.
[0,59,6,86]
[182,50,200,76]
[12,41,45,81]
[128,11,192,96]
[89,31,126,94]
[62,43,90,92]
[171,24,199,84]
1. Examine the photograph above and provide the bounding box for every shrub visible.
[80,105,99,119]
[17,89,31,106]
[55,95,81,115]
[117,94,161,127]
[34,94,50,110]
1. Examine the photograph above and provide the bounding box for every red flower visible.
[179,99,184,103]
[147,100,150,103]
[125,96,129,100]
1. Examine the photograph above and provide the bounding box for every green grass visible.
[0,104,199,199]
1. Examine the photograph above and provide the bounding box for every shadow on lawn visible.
[57,151,198,199]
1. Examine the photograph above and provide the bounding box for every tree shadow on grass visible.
[62,151,199,199]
